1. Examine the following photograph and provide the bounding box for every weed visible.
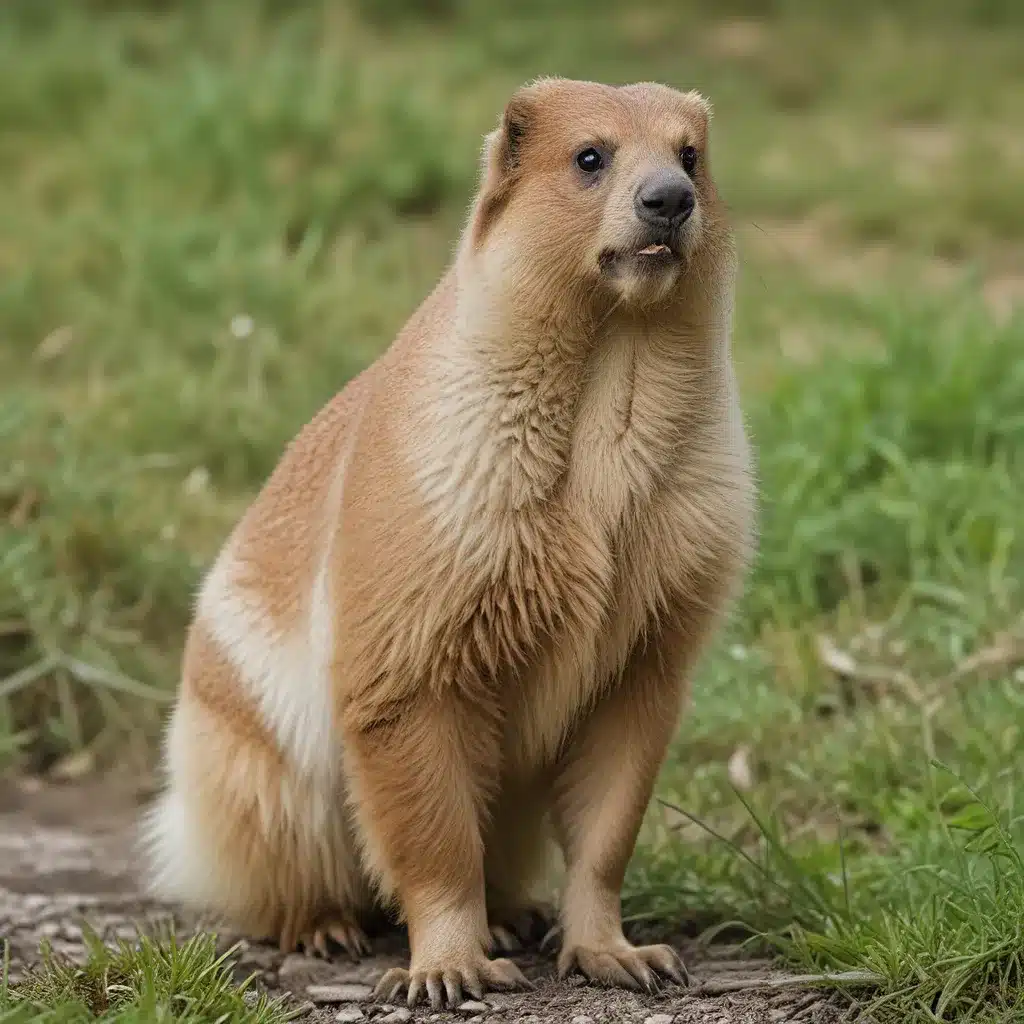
[0,931,293,1023]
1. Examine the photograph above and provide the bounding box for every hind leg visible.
[483,783,559,951]
[144,670,374,959]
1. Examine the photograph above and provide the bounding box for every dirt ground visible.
[0,778,848,1023]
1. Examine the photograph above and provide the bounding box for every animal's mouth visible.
[636,243,673,257]
[599,239,681,272]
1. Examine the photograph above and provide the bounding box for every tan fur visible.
[144,78,755,1006]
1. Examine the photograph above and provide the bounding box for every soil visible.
[0,777,846,1023]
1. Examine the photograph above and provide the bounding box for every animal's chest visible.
[505,485,692,773]
[564,332,683,535]
[562,334,708,633]
[505,339,725,769]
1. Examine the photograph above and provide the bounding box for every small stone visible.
[485,994,519,1010]
[308,984,374,1004]
[644,1016,675,1024]
[769,1012,788,1022]
[51,940,86,958]
[278,953,308,974]
[379,1011,413,1024]
[336,1008,366,1023]
[572,1017,595,1024]
[466,1017,485,1023]
[459,1002,490,1014]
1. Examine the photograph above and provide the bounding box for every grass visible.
[628,300,1023,1021]
[0,933,293,1023]
[1,1,1022,1021]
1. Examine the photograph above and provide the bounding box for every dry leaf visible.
[728,745,754,791]
[35,325,75,362]
[816,634,857,676]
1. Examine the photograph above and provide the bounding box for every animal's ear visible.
[481,95,532,186]
[684,90,713,119]
[472,92,536,245]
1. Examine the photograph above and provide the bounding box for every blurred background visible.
[1,0,1022,1000]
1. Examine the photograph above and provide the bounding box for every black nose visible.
[634,170,695,227]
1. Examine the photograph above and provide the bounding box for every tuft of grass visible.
[0,931,294,1024]
[702,769,1024,1023]
[748,296,1023,625]
[632,760,1024,1021]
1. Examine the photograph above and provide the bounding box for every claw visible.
[405,975,423,1008]
[540,923,563,953]
[488,901,558,949]
[558,940,688,990]
[489,924,522,953]
[426,974,445,1009]
[374,967,410,1003]
[374,955,530,1008]
[292,918,371,962]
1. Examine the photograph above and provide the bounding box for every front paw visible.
[375,954,530,1009]
[558,938,688,991]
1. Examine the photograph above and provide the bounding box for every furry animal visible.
[144,77,755,1009]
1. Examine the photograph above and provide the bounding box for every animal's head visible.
[467,78,732,312]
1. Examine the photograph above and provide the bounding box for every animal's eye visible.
[576,147,604,173]
[679,145,699,175]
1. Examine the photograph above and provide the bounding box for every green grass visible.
[0,933,293,1023]
[1,1,1022,1021]
[627,303,1023,1022]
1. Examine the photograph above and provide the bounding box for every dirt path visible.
[0,779,844,1023]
